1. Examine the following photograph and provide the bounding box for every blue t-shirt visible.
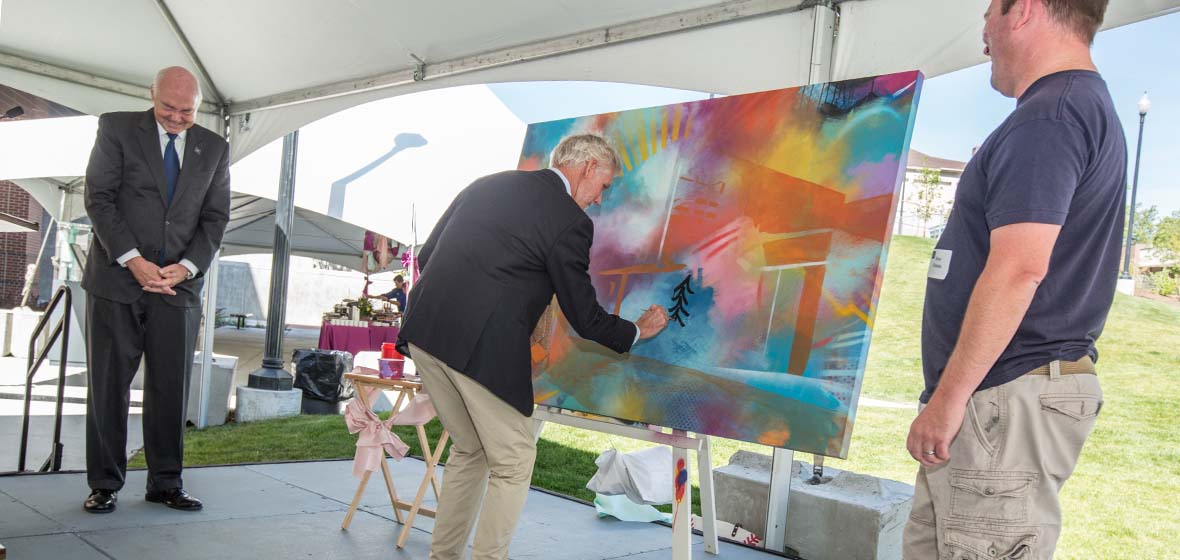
[920,70,1127,403]
[384,287,407,312]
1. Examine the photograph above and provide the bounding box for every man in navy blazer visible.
[81,66,230,514]
[399,134,668,559]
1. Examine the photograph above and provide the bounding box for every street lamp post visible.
[1121,92,1151,282]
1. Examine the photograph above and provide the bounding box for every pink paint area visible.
[845,154,900,200]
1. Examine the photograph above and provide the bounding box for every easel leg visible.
[672,433,692,560]
[764,448,794,552]
[698,435,718,554]
[341,470,372,530]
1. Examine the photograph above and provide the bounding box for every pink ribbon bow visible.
[344,386,439,479]
[345,389,410,479]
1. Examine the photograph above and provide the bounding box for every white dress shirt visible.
[550,168,642,346]
[116,122,199,278]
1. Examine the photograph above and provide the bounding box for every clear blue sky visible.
[490,11,1180,214]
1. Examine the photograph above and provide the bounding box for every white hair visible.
[551,134,621,172]
[152,66,202,107]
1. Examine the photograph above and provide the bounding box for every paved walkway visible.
[1,459,782,560]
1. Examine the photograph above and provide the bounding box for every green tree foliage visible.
[913,167,947,233]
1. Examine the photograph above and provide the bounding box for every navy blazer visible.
[398,169,636,416]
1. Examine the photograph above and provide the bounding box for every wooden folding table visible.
[340,372,450,548]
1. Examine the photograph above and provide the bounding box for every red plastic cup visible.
[381,342,401,359]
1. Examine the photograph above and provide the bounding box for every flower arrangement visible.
[356,297,373,318]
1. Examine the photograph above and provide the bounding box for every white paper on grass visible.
[585,446,673,506]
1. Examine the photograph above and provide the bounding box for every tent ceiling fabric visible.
[223,193,368,272]
[224,9,816,161]
[2,0,1178,163]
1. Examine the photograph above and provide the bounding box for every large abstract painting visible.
[521,71,923,457]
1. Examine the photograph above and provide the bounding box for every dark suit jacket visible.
[82,110,231,308]
[399,169,637,416]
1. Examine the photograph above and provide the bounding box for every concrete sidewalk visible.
[0,458,781,560]
[0,402,142,474]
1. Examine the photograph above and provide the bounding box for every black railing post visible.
[16,285,73,473]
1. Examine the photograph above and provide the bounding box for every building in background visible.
[0,84,83,309]
[896,149,966,238]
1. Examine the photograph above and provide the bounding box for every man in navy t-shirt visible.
[381,274,407,312]
[903,1,1122,557]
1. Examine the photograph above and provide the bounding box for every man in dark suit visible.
[399,134,669,560]
[81,66,230,513]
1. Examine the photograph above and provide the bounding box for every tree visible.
[1125,203,1160,245]
[1152,210,1180,266]
[912,168,948,235]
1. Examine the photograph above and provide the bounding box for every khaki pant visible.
[410,345,538,560]
[903,364,1103,559]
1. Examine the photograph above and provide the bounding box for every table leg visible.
[397,428,449,548]
[349,382,410,527]
[379,458,405,524]
[341,470,372,530]
[419,424,447,500]
[390,389,408,417]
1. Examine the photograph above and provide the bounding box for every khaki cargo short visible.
[903,359,1103,559]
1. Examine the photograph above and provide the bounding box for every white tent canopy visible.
[8,176,373,272]
[3,0,1176,165]
[222,193,369,272]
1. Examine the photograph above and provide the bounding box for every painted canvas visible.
[520,71,923,457]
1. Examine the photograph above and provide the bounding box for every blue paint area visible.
[520,119,578,164]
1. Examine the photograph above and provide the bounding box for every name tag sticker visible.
[928,249,952,280]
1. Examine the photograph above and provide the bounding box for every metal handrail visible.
[16,285,73,473]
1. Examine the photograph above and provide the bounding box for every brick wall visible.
[0,180,45,308]
[1,83,82,309]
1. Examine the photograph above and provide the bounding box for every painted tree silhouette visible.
[668,274,694,327]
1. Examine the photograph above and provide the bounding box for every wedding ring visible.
[922,450,937,456]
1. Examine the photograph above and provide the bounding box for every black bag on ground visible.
[292,349,355,414]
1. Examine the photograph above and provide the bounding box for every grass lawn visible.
[134,235,1180,559]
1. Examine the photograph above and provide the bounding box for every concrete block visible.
[187,352,238,427]
[234,386,301,423]
[9,310,47,360]
[0,309,12,357]
[714,450,913,560]
[714,451,774,536]
[1116,277,1135,296]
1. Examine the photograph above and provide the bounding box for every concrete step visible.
[0,384,143,407]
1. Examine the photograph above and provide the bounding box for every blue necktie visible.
[161,133,180,264]
[163,133,180,205]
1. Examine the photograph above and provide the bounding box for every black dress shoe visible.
[83,489,117,513]
[145,488,203,511]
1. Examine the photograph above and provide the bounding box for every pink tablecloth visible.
[318,322,400,357]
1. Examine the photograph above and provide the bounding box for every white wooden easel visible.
[532,405,719,560]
